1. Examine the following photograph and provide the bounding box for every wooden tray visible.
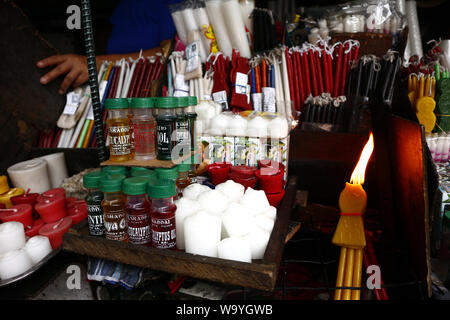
[62,177,297,291]
[100,151,198,169]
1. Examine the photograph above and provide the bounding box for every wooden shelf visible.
[100,152,197,169]
[62,177,298,291]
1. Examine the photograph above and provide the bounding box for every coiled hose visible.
[80,0,107,162]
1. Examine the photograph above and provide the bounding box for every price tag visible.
[63,91,81,115]
[235,72,248,95]
[212,90,229,111]
[185,41,200,74]
[262,87,276,112]
[252,93,263,111]
[174,73,190,97]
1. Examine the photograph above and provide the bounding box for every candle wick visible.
[26,188,31,196]
[0,209,18,212]
[53,218,64,230]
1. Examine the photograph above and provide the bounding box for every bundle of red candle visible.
[206,160,286,207]
[0,188,87,249]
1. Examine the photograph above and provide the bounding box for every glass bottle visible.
[100,174,128,242]
[174,97,190,159]
[156,97,177,161]
[123,177,151,245]
[176,163,191,198]
[187,96,198,153]
[83,171,105,237]
[127,98,135,158]
[148,179,177,249]
[129,97,156,160]
[105,98,132,162]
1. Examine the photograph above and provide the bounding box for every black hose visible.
[80,0,107,162]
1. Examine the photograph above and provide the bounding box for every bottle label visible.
[104,209,128,241]
[157,120,175,157]
[127,213,151,244]
[108,125,131,156]
[87,204,105,236]
[134,121,155,154]
[151,217,176,249]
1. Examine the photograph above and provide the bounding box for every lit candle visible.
[7,159,51,193]
[38,217,73,249]
[25,219,45,238]
[24,235,52,265]
[38,153,69,188]
[35,196,67,223]
[0,204,33,228]
[0,221,26,254]
[0,249,33,280]
[0,188,24,208]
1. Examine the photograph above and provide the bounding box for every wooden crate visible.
[62,177,298,291]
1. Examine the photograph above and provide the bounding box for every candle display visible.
[0,249,33,280]
[184,211,222,258]
[38,153,69,188]
[333,133,374,300]
[24,235,52,265]
[7,159,51,193]
[0,188,24,208]
[174,197,200,250]
[0,204,33,228]
[25,219,45,238]
[218,236,252,263]
[39,217,73,249]
[35,196,67,223]
[0,221,26,254]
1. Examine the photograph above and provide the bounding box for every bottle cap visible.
[131,169,157,183]
[155,97,177,109]
[154,167,178,180]
[105,98,129,109]
[177,163,191,173]
[177,97,190,107]
[83,171,103,189]
[122,177,149,195]
[102,166,128,176]
[188,96,198,106]
[129,97,154,109]
[100,174,126,193]
[147,179,176,199]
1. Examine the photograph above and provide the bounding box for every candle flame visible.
[350,133,374,185]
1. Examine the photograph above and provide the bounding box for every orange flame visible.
[350,133,374,185]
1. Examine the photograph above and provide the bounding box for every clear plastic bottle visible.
[105,98,132,162]
[123,177,151,245]
[148,179,177,249]
[129,98,156,160]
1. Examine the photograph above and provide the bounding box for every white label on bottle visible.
[63,91,81,115]
[174,73,190,97]
[262,87,276,112]
[235,72,248,95]
[212,90,228,110]
[185,41,199,74]
[252,93,263,111]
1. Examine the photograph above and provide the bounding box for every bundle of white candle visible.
[0,222,52,280]
[426,133,450,164]
[177,180,277,263]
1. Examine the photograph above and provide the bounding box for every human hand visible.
[37,54,89,94]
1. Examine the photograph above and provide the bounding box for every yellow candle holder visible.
[0,176,9,195]
[0,188,24,208]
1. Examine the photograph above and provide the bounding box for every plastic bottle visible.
[174,97,190,159]
[105,98,132,162]
[83,171,105,237]
[129,97,156,160]
[176,163,192,197]
[123,177,151,245]
[148,179,177,249]
[130,168,158,183]
[100,174,128,242]
[156,97,177,160]
[154,167,179,183]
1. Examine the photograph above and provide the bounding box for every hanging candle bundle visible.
[302,95,346,126]
[252,8,277,53]
[229,49,252,111]
[205,0,233,57]
[222,0,251,59]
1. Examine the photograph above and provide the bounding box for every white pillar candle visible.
[38,153,69,188]
[184,211,222,258]
[262,206,277,220]
[7,159,51,193]
[183,183,211,200]
[215,180,245,203]
[0,221,26,254]
[24,235,52,265]
[171,10,188,44]
[198,190,229,215]
[205,0,233,57]
[243,224,271,259]
[240,187,270,216]
[222,0,251,58]
[0,249,33,279]
[222,202,255,237]
[174,198,200,250]
[218,237,252,262]
[255,214,275,233]
[209,113,230,135]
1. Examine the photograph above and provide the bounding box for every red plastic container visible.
[228,171,258,190]
[39,217,73,249]
[25,218,45,237]
[265,189,285,208]
[207,162,232,185]
[255,169,284,194]
[230,165,257,179]
[35,196,67,223]
[0,204,33,227]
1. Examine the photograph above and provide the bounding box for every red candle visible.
[228,171,258,190]
[25,218,45,237]
[0,204,33,227]
[258,160,285,174]
[265,189,285,208]
[11,192,39,207]
[67,201,88,226]
[230,165,256,179]
[255,168,284,194]
[66,197,78,209]
[43,188,66,198]
[35,196,67,223]
[39,217,72,249]
[206,162,232,185]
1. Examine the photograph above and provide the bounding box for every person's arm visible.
[37,45,165,95]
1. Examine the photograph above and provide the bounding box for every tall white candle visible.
[174,198,200,250]
[171,10,188,44]
[218,237,252,262]
[7,159,51,193]
[0,249,33,279]
[194,7,213,56]
[38,153,69,188]
[0,221,26,254]
[205,0,233,57]
[222,0,251,58]
[24,235,52,265]
[239,0,255,35]
[184,211,222,258]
